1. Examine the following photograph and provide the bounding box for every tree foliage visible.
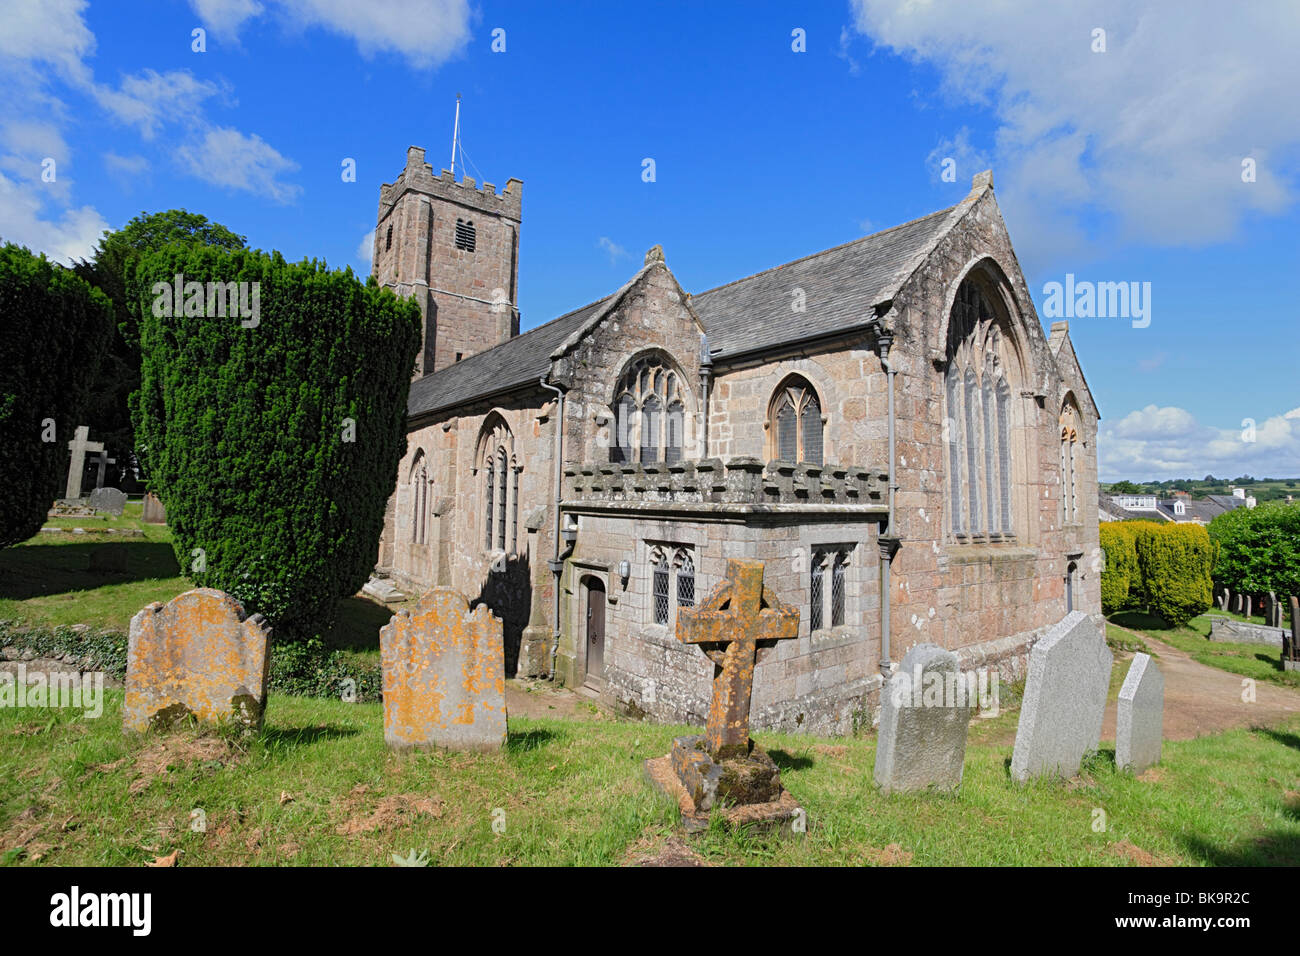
[0,243,114,547]
[1208,503,1300,598]
[1098,522,1139,614]
[130,245,420,635]
[72,210,247,474]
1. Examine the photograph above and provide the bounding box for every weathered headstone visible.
[644,559,804,833]
[1267,592,1282,628]
[1116,653,1163,774]
[88,486,127,516]
[1216,588,1228,611]
[874,643,970,794]
[379,588,506,751]
[1286,596,1300,672]
[142,492,167,524]
[125,589,271,732]
[364,576,407,604]
[64,425,103,499]
[1010,611,1113,782]
[1244,594,1253,620]
[1231,592,1242,614]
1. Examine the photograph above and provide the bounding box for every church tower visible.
[372,145,521,377]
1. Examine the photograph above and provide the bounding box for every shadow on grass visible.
[507,728,559,753]
[259,725,361,749]
[0,542,181,599]
[1181,831,1300,866]
[1253,728,1300,752]
[767,749,814,772]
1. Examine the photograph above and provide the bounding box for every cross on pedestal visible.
[91,448,116,489]
[676,559,799,759]
[65,425,103,499]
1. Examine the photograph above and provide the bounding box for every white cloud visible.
[0,0,95,83]
[597,236,629,265]
[177,126,301,202]
[356,227,375,267]
[850,1,1300,269]
[93,69,224,140]
[1099,403,1300,481]
[191,0,472,68]
[0,171,107,263]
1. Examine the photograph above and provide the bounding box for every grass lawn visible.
[0,511,395,662]
[1,689,1297,867]
[1109,610,1300,689]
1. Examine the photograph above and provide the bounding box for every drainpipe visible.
[698,333,713,455]
[539,377,568,679]
[875,327,900,679]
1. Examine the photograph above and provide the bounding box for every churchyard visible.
[2,517,1298,867]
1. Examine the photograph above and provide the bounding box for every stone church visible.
[371,145,1101,735]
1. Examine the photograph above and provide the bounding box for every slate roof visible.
[1098,492,1150,522]
[408,202,963,417]
[690,206,958,359]
[407,296,610,417]
[1156,499,1225,523]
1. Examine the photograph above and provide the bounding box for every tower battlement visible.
[373,145,522,377]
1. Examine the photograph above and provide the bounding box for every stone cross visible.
[65,425,103,499]
[90,448,116,489]
[676,559,798,759]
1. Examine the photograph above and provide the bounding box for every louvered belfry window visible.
[769,377,822,464]
[455,218,476,252]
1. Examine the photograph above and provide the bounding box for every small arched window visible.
[767,377,823,464]
[385,223,393,251]
[410,452,429,545]
[479,417,519,554]
[1060,400,1080,525]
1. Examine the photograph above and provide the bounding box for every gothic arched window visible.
[767,376,823,464]
[944,274,1022,541]
[611,353,691,465]
[479,417,520,554]
[1060,400,1080,525]
[409,451,430,545]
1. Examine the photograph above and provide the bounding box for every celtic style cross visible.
[676,559,799,759]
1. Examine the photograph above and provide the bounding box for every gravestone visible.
[1245,595,1253,619]
[874,643,970,794]
[644,559,804,833]
[1267,592,1282,629]
[64,425,103,499]
[1216,588,1228,611]
[142,492,167,524]
[379,588,506,751]
[125,589,272,732]
[1116,653,1163,774]
[1286,596,1300,672]
[88,486,127,516]
[1010,611,1113,782]
[90,448,116,489]
[1231,593,1242,614]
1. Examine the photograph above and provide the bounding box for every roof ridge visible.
[690,204,959,299]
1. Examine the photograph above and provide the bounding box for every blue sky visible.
[3,0,1298,481]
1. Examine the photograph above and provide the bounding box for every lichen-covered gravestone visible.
[379,588,506,752]
[1010,611,1112,782]
[88,486,126,516]
[874,643,971,794]
[1116,653,1163,774]
[125,589,271,732]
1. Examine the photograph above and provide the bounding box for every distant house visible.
[1099,486,1254,525]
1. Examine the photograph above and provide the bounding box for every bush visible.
[1133,521,1213,627]
[129,246,421,637]
[1209,503,1300,598]
[0,244,115,547]
[1098,522,1139,613]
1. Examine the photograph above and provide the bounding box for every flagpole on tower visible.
[450,93,461,177]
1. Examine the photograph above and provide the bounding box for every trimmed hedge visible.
[0,243,115,547]
[1098,522,1139,614]
[129,246,421,637]
[1131,520,1214,627]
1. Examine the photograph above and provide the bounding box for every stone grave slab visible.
[874,643,971,794]
[88,486,126,516]
[1116,652,1163,774]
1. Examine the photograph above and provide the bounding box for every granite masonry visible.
[372,148,1102,736]
[1116,652,1164,774]
[873,643,971,794]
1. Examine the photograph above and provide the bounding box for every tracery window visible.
[611,354,689,464]
[1060,401,1080,524]
[479,418,520,554]
[768,376,823,464]
[649,545,695,627]
[945,277,1018,540]
[810,546,851,632]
